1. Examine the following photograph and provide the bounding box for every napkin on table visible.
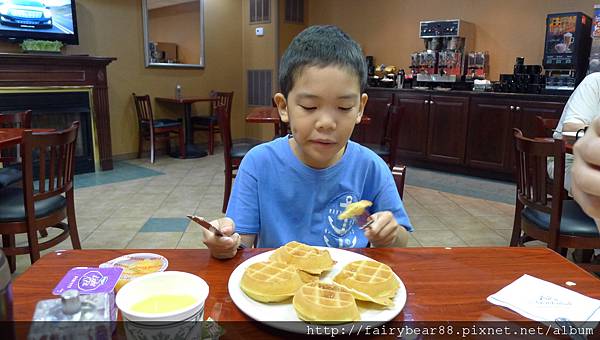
[487,274,600,324]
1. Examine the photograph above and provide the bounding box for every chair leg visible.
[510,200,524,246]
[150,136,156,164]
[179,128,185,159]
[208,124,214,155]
[26,225,41,265]
[67,194,81,249]
[223,168,233,213]
[2,234,16,273]
[138,134,143,159]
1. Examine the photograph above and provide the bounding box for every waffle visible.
[270,241,335,275]
[333,260,399,307]
[240,261,304,303]
[337,200,372,220]
[293,281,360,323]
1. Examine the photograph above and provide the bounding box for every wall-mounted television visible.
[0,0,78,45]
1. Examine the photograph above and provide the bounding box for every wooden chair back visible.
[210,91,234,117]
[132,93,155,125]
[215,104,232,158]
[534,115,559,138]
[387,105,405,167]
[0,110,32,165]
[513,128,565,249]
[21,122,79,205]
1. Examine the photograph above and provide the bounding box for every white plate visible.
[227,247,407,333]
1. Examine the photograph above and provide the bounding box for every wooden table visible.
[12,247,600,338]
[155,97,218,158]
[246,106,372,137]
[0,128,53,149]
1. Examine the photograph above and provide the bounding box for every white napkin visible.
[487,274,600,323]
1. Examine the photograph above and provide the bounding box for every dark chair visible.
[363,104,407,199]
[0,122,82,273]
[215,104,262,213]
[534,115,559,138]
[0,110,31,189]
[190,91,233,155]
[133,93,185,163]
[510,128,600,273]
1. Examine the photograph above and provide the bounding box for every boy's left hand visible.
[363,211,407,247]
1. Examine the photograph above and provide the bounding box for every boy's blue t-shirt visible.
[226,136,413,248]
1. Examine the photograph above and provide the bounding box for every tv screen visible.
[0,0,78,44]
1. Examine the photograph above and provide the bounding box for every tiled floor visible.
[10,146,523,276]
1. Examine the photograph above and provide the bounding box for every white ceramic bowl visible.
[116,271,209,323]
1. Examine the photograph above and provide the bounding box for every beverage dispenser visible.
[543,12,592,92]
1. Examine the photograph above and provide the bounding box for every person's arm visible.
[364,211,409,248]
[562,122,587,133]
[572,116,600,221]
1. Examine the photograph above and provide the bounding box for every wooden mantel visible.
[0,53,117,170]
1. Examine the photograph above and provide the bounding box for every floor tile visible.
[412,230,468,247]
[139,218,190,232]
[127,232,182,249]
[83,230,138,249]
[177,232,208,249]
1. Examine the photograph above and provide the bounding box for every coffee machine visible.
[543,12,592,93]
[411,19,474,84]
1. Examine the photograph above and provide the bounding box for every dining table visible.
[11,247,600,339]
[155,97,218,158]
[0,128,54,149]
[246,106,372,138]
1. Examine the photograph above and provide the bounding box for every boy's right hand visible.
[202,217,241,259]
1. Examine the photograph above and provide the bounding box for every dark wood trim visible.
[0,53,117,170]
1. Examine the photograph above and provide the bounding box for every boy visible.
[572,116,600,225]
[203,25,412,259]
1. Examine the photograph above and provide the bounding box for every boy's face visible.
[274,65,368,169]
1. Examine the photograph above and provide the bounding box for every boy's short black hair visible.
[279,25,367,97]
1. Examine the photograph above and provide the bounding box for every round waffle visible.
[333,260,399,307]
[337,200,372,220]
[240,261,304,303]
[292,281,359,324]
[270,241,335,275]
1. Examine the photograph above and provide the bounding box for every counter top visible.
[367,87,570,101]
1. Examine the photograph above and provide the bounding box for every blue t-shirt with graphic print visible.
[226,136,413,248]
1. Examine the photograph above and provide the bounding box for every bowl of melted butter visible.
[116,271,209,323]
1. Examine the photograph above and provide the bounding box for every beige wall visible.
[0,0,243,158]
[278,0,307,58]
[243,0,279,140]
[149,2,200,65]
[308,0,597,80]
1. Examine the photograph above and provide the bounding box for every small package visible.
[52,266,123,321]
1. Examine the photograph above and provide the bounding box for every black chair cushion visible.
[0,167,22,188]
[231,140,262,158]
[522,200,600,238]
[191,115,218,125]
[363,143,390,157]
[0,187,66,222]
[153,119,181,128]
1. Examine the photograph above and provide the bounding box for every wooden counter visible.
[360,88,569,180]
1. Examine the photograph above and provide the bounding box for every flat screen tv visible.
[0,0,78,45]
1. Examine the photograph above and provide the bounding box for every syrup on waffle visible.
[293,281,360,323]
[333,260,399,307]
[240,261,304,303]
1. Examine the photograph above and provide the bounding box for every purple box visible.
[53,267,123,321]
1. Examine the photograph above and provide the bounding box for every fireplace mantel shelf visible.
[0,53,117,171]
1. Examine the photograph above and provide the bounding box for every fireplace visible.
[0,89,96,174]
[0,53,116,171]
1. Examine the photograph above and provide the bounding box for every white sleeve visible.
[561,75,600,125]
